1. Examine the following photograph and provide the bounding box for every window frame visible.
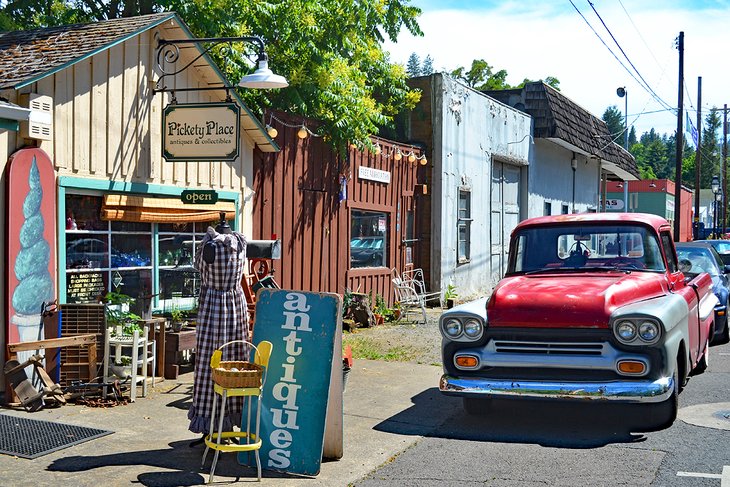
[457,188,472,263]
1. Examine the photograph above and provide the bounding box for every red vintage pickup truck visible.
[439,213,716,429]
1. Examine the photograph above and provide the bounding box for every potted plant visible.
[170,306,187,332]
[110,355,133,378]
[372,293,392,325]
[104,291,142,339]
[444,283,459,309]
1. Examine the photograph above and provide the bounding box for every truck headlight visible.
[638,321,660,342]
[463,319,483,339]
[444,318,462,337]
[616,321,637,341]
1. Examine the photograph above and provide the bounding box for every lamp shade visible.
[238,57,289,89]
[712,175,720,194]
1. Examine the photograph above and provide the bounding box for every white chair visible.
[402,268,443,308]
[392,277,427,324]
[103,322,156,401]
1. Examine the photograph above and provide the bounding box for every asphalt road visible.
[354,338,730,487]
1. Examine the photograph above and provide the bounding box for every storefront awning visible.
[102,194,236,223]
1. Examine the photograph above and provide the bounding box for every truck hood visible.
[487,271,669,329]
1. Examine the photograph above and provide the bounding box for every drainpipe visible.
[571,155,577,213]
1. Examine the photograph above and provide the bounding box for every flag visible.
[685,111,699,148]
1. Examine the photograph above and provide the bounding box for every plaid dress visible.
[187,227,249,434]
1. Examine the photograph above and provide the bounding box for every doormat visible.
[0,414,112,459]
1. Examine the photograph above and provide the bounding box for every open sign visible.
[180,190,218,204]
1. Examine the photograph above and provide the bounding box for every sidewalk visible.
[0,359,456,486]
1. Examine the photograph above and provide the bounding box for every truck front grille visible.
[492,340,605,356]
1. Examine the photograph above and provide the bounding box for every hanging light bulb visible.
[394,150,402,161]
[374,144,381,156]
[297,124,308,139]
[408,152,416,163]
[419,155,427,165]
[266,125,278,138]
[350,143,357,150]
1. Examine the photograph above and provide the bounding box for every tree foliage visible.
[449,58,559,91]
[1,0,425,151]
[602,105,625,146]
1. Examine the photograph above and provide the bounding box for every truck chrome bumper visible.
[439,374,674,403]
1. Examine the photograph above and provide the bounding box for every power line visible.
[586,1,675,112]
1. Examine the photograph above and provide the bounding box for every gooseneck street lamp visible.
[712,175,721,237]
[154,35,288,94]
[616,86,628,149]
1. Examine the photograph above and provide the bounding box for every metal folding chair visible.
[392,277,427,324]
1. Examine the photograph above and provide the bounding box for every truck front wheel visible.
[646,364,679,431]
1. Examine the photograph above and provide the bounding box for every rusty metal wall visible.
[252,111,424,305]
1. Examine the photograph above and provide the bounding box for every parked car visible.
[67,237,148,269]
[350,236,385,267]
[694,239,730,266]
[676,242,730,345]
[439,213,716,431]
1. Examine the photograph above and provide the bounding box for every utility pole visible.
[674,31,684,241]
[693,77,701,239]
[718,104,727,235]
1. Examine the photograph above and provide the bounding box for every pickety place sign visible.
[244,289,342,476]
[162,102,240,162]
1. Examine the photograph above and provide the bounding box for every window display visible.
[350,209,388,268]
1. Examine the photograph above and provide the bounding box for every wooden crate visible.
[59,304,105,386]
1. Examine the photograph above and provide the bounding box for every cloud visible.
[386,1,730,137]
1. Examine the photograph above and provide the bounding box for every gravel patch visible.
[343,308,443,366]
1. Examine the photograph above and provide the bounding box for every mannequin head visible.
[215,211,231,234]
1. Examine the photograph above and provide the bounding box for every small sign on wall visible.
[162,102,240,162]
[358,165,391,184]
[604,198,625,210]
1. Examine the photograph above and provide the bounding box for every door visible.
[491,161,521,285]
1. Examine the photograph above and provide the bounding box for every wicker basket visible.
[210,340,263,388]
[212,361,263,388]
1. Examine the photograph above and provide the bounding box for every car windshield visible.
[709,241,730,254]
[676,247,720,277]
[508,223,666,274]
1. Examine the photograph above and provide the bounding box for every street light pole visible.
[616,87,628,149]
[712,175,721,238]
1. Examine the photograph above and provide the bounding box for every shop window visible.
[350,209,387,268]
[158,223,211,312]
[64,194,214,311]
[458,189,471,262]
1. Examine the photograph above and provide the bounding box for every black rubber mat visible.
[0,414,112,459]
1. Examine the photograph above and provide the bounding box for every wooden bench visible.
[5,334,97,404]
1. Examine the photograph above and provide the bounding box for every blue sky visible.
[385,0,730,139]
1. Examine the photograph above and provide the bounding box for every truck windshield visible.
[508,224,666,274]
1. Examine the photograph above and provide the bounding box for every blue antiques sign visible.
[242,289,341,475]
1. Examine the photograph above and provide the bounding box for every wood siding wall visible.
[252,111,424,305]
[0,22,261,371]
[0,25,255,210]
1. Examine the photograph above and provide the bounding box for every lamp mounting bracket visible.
[154,36,265,94]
